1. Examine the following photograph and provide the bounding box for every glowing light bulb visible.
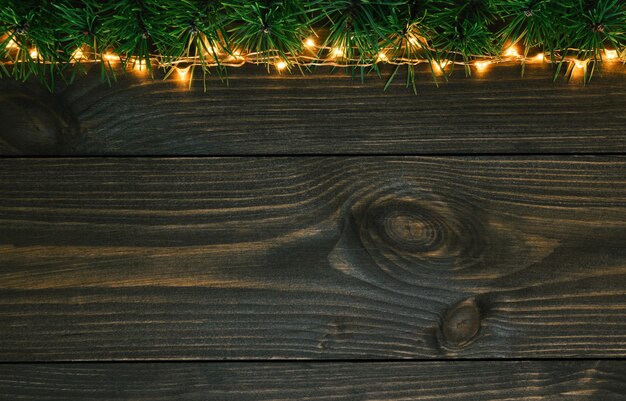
[29,48,38,59]
[535,53,544,62]
[230,50,244,61]
[72,48,85,60]
[504,46,519,58]
[177,66,190,80]
[408,36,421,48]
[474,60,490,71]
[304,38,315,48]
[377,52,388,62]
[132,59,147,71]
[574,59,587,69]
[201,37,220,56]
[605,49,618,60]
[332,47,344,58]
[205,45,221,58]
[431,59,449,74]
[276,61,287,70]
[103,52,118,62]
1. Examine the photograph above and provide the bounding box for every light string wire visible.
[4,40,623,73]
[2,0,626,92]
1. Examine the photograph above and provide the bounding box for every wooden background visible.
[0,63,625,400]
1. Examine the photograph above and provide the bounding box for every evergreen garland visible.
[1,0,625,91]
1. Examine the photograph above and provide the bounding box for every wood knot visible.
[439,297,481,349]
[0,82,79,154]
[356,194,485,273]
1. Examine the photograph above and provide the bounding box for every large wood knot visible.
[439,297,482,349]
[356,194,485,273]
[0,82,78,154]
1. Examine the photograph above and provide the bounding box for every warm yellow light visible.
[408,36,421,48]
[132,59,147,71]
[204,45,220,58]
[29,48,38,59]
[176,66,190,80]
[7,38,18,49]
[276,61,287,70]
[201,37,220,56]
[535,53,544,62]
[304,38,315,48]
[504,46,520,58]
[230,50,245,61]
[605,49,618,60]
[72,48,86,60]
[474,60,490,71]
[431,59,450,74]
[574,59,587,69]
[377,52,388,62]
[103,52,118,62]
[332,47,344,58]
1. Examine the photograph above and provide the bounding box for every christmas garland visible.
[1,0,625,91]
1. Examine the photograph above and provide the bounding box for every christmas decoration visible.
[1,0,625,92]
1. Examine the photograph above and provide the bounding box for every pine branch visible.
[1,0,625,91]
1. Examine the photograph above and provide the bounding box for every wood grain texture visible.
[1,63,626,155]
[1,157,626,361]
[0,361,624,400]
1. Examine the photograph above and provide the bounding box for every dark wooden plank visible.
[0,361,624,400]
[1,157,626,360]
[2,63,626,155]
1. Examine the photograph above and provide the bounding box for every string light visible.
[131,58,147,71]
[103,52,118,62]
[204,45,220,58]
[229,50,245,62]
[503,46,520,58]
[4,27,625,83]
[408,36,422,48]
[574,59,587,69]
[474,60,490,72]
[176,65,190,80]
[431,59,449,74]
[72,48,86,60]
[331,47,344,58]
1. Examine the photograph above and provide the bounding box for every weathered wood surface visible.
[1,157,625,361]
[1,63,626,155]
[0,361,624,400]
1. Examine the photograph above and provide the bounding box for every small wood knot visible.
[355,194,485,272]
[440,297,481,348]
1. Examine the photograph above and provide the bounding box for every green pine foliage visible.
[223,0,314,70]
[0,0,625,91]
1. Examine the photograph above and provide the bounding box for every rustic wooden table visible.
[1,64,625,400]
